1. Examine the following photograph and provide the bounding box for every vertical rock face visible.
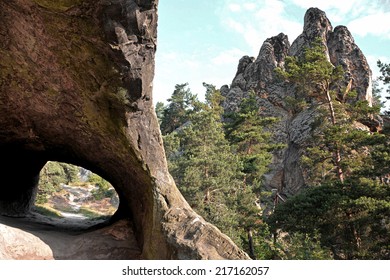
[328,26,372,103]
[0,0,248,259]
[222,8,373,196]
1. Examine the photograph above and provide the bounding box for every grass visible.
[79,207,110,220]
[33,204,64,219]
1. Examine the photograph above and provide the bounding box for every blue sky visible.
[153,0,390,104]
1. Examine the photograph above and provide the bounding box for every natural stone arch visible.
[0,0,248,259]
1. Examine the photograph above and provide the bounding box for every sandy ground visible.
[0,212,141,260]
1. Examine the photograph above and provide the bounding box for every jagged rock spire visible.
[222,7,373,195]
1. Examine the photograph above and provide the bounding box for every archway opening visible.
[0,155,142,260]
[33,161,119,225]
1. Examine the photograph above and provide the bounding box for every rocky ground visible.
[40,183,119,219]
[0,214,141,260]
[0,184,141,260]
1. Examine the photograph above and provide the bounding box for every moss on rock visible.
[33,0,85,12]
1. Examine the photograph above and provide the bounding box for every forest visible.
[155,41,390,259]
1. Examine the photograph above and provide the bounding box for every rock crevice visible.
[222,7,373,195]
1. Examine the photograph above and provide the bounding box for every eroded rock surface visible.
[0,0,247,259]
[222,8,373,196]
[0,215,141,260]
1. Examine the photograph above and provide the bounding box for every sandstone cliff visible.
[0,0,248,260]
[221,8,374,196]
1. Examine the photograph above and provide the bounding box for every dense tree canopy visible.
[157,42,390,260]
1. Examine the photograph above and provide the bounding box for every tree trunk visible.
[325,89,344,184]
[247,228,256,259]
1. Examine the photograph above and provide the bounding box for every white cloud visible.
[219,0,390,55]
[154,51,203,103]
[366,55,390,79]
[243,2,257,11]
[348,12,390,38]
[211,48,247,65]
[228,3,241,12]
[220,0,302,54]
[291,0,362,13]
[299,0,390,37]
[225,18,245,33]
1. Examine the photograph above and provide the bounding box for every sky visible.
[153,0,390,105]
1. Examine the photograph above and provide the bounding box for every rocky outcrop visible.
[222,8,373,196]
[0,0,247,259]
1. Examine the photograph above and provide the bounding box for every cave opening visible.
[33,161,119,225]
[0,146,142,260]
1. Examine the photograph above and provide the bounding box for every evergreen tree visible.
[224,90,284,258]
[226,90,282,188]
[174,85,242,240]
[377,60,390,94]
[277,38,380,185]
[267,180,390,259]
[155,101,165,125]
[378,60,390,114]
[276,38,348,183]
[60,163,79,184]
[159,83,196,135]
[37,162,79,204]
[270,41,390,259]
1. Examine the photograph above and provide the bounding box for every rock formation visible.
[221,8,374,196]
[0,0,248,259]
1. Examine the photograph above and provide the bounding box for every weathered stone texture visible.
[0,0,247,259]
[222,8,373,196]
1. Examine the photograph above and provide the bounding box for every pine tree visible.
[159,83,196,135]
[226,90,283,188]
[179,86,242,235]
[159,84,243,244]
[276,38,348,183]
[271,39,390,259]
[155,101,165,125]
[223,90,285,258]
[378,60,390,114]
[267,180,390,259]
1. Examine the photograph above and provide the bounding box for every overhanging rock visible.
[0,0,248,260]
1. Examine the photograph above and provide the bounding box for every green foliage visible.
[277,37,383,185]
[377,60,390,94]
[33,0,84,12]
[37,161,76,204]
[38,162,115,203]
[174,86,243,236]
[33,204,64,219]
[273,231,332,260]
[159,83,197,135]
[160,84,285,258]
[268,180,390,259]
[377,60,390,113]
[61,163,79,184]
[155,101,165,125]
[226,90,283,188]
[159,47,390,259]
[276,38,343,113]
[89,173,115,200]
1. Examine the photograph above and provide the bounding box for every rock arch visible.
[0,0,248,259]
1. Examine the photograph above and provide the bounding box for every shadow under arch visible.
[0,148,142,259]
